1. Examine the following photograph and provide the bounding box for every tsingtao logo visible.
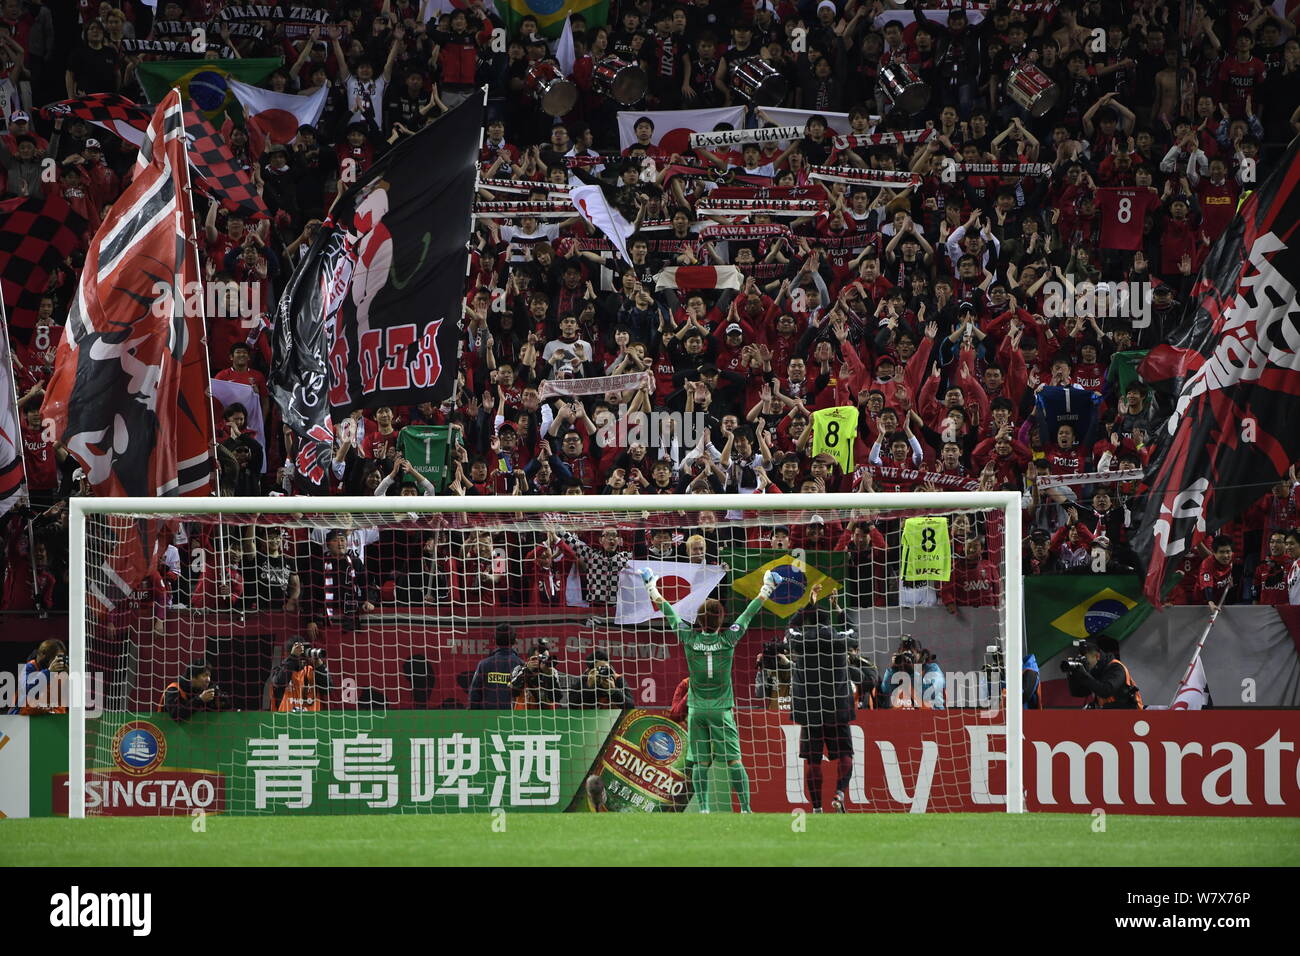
[112,721,167,776]
[641,725,683,764]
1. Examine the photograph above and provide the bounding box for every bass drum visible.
[1005,62,1060,118]
[878,62,930,114]
[730,58,787,108]
[527,59,578,117]
[593,56,647,105]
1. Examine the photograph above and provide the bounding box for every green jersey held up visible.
[659,596,766,712]
[901,515,952,581]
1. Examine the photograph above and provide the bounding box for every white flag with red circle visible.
[228,79,328,156]
[614,561,727,625]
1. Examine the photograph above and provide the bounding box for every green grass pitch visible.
[4,814,1298,866]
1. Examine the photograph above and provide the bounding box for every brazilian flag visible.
[137,58,280,121]
[1023,574,1153,663]
[495,0,609,39]
[723,547,843,623]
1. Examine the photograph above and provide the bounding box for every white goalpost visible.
[67,492,1024,817]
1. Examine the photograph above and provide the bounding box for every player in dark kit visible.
[787,582,856,813]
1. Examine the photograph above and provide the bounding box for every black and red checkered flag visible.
[0,195,86,337]
[43,94,150,147]
[172,103,268,220]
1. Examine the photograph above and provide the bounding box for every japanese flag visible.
[614,561,726,625]
[228,79,328,156]
[653,265,743,292]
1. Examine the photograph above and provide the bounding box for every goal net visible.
[68,493,1023,816]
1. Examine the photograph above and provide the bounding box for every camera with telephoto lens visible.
[1060,638,1096,673]
[593,662,613,679]
[760,640,788,670]
[1059,639,1094,673]
[892,650,915,672]
[297,644,325,665]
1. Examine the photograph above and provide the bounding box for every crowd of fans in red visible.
[1,0,1299,621]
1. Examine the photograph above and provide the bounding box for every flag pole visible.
[0,293,41,611]
[1167,577,1232,707]
[175,88,227,574]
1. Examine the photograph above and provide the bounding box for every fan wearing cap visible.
[78,137,122,207]
[2,111,47,154]
[1,130,42,197]
[713,319,753,375]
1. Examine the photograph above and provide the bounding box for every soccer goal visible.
[66,492,1023,817]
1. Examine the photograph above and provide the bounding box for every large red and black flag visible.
[270,95,482,489]
[1131,136,1300,607]
[41,89,213,500]
[0,195,86,337]
[44,94,151,148]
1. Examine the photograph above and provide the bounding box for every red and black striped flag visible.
[1132,137,1300,607]
[0,195,87,338]
[41,89,213,499]
[44,94,151,147]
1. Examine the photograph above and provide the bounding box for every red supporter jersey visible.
[1095,187,1160,251]
[952,558,1001,607]
[21,422,56,490]
[1254,558,1292,605]
[363,427,401,461]
[1197,556,1234,602]
[1216,56,1267,115]
[1196,179,1240,243]
[214,367,267,399]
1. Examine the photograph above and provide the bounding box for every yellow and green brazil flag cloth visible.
[496,0,609,38]
[725,548,843,622]
[137,57,280,121]
[1023,574,1152,663]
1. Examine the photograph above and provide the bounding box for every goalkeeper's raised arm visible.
[641,568,780,641]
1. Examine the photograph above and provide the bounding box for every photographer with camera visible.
[8,639,68,715]
[877,636,946,709]
[509,640,570,709]
[754,635,793,709]
[270,638,332,713]
[574,649,629,709]
[1061,639,1143,709]
[160,662,218,722]
[787,583,857,813]
[847,638,878,709]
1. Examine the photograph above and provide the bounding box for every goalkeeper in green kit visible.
[640,567,782,813]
